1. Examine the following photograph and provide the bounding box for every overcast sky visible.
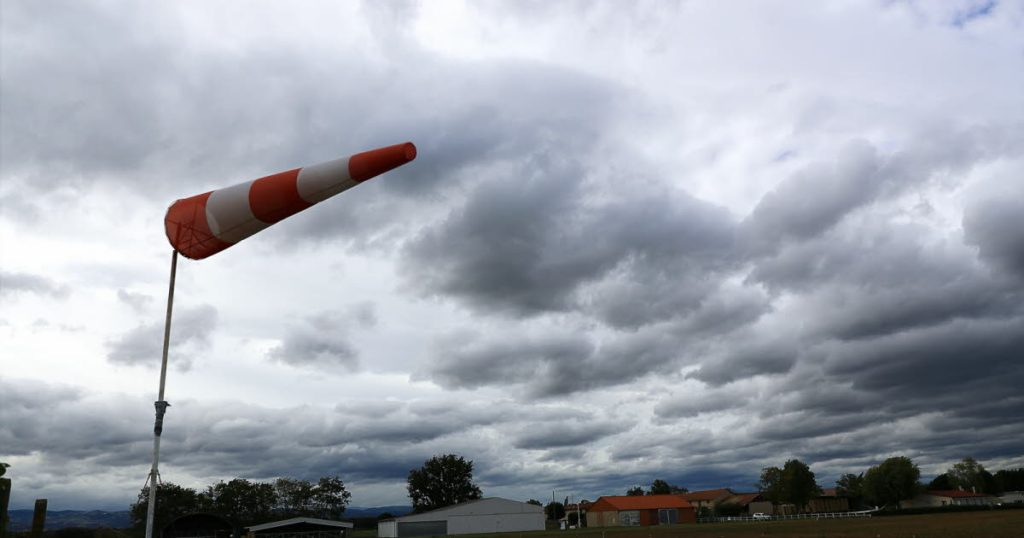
[2,0,1023,512]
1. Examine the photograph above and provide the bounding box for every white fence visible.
[697,509,876,524]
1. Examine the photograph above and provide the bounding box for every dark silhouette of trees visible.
[835,473,866,509]
[759,459,820,509]
[129,483,207,531]
[406,454,482,513]
[647,479,687,495]
[947,457,998,494]
[544,501,565,521]
[625,486,644,496]
[863,456,921,509]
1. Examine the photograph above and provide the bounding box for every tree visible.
[274,478,314,517]
[311,476,351,519]
[758,460,820,509]
[625,486,644,496]
[781,459,821,509]
[205,479,276,526]
[129,483,206,531]
[863,456,921,510]
[544,501,565,521]
[525,499,542,506]
[407,454,482,513]
[947,457,997,494]
[995,468,1024,492]
[927,473,953,491]
[647,479,686,495]
[835,473,865,509]
[758,466,783,504]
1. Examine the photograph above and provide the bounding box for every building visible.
[999,491,1024,505]
[377,498,543,538]
[902,490,997,509]
[720,493,770,515]
[247,517,353,538]
[585,495,696,527]
[807,489,850,513]
[678,489,735,513]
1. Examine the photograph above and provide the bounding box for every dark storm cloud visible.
[964,194,1024,280]
[687,339,797,386]
[267,305,376,370]
[513,420,621,450]
[425,327,694,398]
[403,165,737,321]
[654,390,749,419]
[0,270,70,299]
[106,305,218,371]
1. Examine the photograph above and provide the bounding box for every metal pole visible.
[145,250,178,538]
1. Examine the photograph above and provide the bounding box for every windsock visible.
[165,142,416,260]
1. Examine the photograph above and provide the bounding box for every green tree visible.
[625,486,644,496]
[544,501,565,521]
[311,476,351,519]
[205,479,276,526]
[525,499,542,506]
[835,473,865,509]
[927,473,953,490]
[129,482,206,531]
[995,468,1024,492]
[407,454,482,513]
[758,466,783,504]
[863,456,921,510]
[274,478,314,517]
[647,479,686,495]
[781,459,821,509]
[947,457,998,494]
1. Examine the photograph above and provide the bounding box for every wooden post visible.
[0,478,11,538]
[30,499,46,538]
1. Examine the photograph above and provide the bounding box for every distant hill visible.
[5,507,410,531]
[7,510,132,531]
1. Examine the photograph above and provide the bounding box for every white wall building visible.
[378,498,544,538]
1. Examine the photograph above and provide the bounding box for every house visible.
[247,517,353,538]
[999,491,1024,505]
[585,495,696,527]
[902,490,997,509]
[720,492,770,515]
[807,488,850,513]
[377,498,543,538]
[677,489,735,513]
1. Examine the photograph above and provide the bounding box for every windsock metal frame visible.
[143,142,416,538]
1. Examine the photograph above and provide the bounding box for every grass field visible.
[359,511,1024,538]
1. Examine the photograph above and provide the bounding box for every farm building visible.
[246,517,353,538]
[585,495,695,527]
[377,498,544,538]
[678,489,735,512]
[902,490,997,508]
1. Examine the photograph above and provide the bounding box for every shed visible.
[585,495,695,527]
[377,498,544,538]
[246,517,353,538]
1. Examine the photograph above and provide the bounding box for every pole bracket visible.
[153,400,171,436]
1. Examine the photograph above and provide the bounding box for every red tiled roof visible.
[726,493,762,506]
[590,495,693,511]
[927,490,991,498]
[679,489,735,502]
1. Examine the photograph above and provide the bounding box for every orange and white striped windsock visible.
[165,142,416,260]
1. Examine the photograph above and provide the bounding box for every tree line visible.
[130,476,350,531]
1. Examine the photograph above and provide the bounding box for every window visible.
[657,509,678,525]
[619,511,640,526]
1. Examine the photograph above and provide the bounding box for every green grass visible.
[435,511,1024,538]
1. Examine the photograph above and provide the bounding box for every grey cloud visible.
[117,289,153,313]
[403,166,737,324]
[687,339,797,386]
[267,305,378,370]
[106,305,218,371]
[654,390,749,419]
[0,271,70,299]
[513,420,621,450]
[964,194,1024,280]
